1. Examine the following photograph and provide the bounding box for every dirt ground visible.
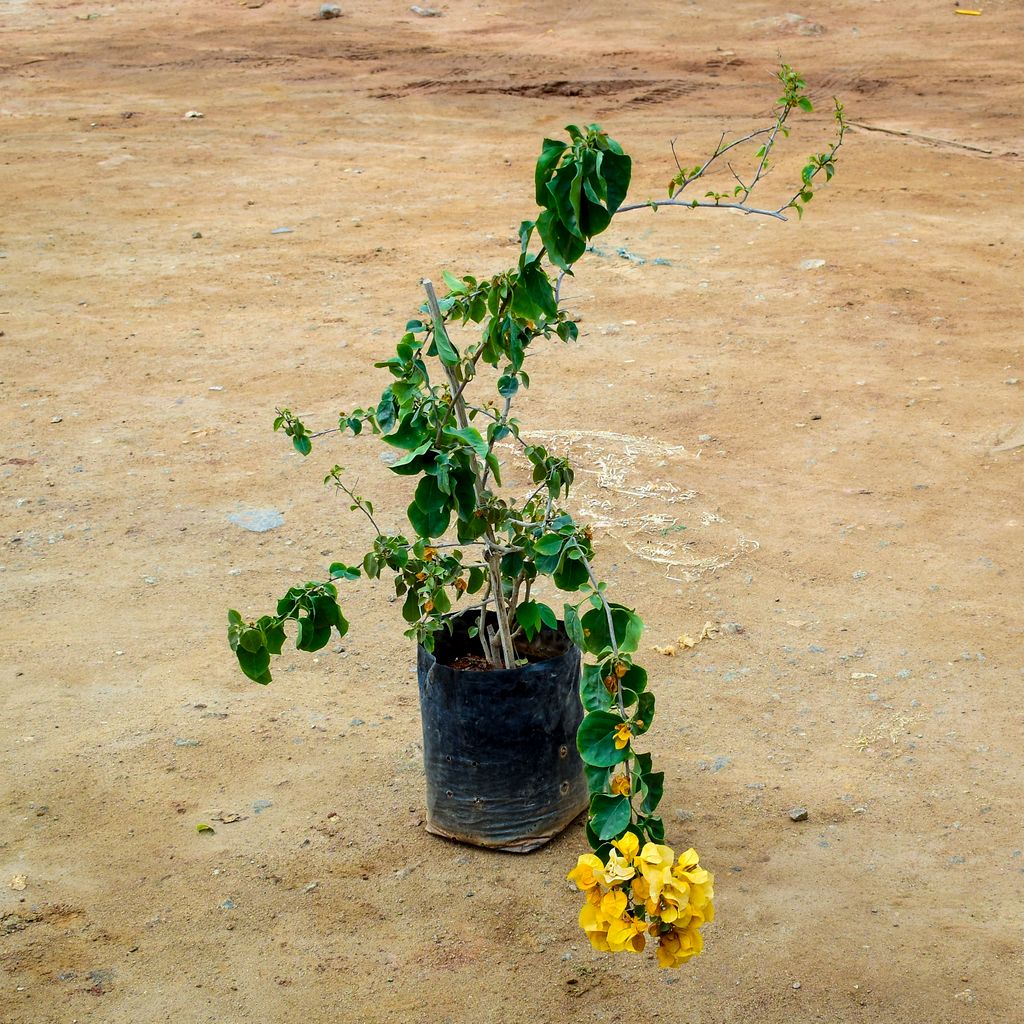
[3,0,1023,1021]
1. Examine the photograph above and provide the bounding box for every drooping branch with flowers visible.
[229,65,843,967]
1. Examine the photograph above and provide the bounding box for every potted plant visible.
[228,65,844,967]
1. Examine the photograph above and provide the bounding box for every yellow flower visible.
[578,902,611,952]
[607,914,647,954]
[612,832,639,861]
[610,772,631,797]
[656,920,705,968]
[613,722,632,749]
[600,887,627,919]
[673,848,714,918]
[630,873,651,907]
[674,847,710,885]
[655,875,691,924]
[637,843,675,902]
[595,850,635,887]
[567,853,604,892]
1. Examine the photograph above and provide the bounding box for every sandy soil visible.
[2,1,1023,1021]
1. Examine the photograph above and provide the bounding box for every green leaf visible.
[385,413,431,451]
[600,150,631,214]
[293,434,312,457]
[580,663,613,713]
[797,96,814,112]
[553,551,589,592]
[590,793,631,841]
[556,320,579,343]
[467,566,485,594]
[620,662,647,695]
[536,209,586,272]
[584,763,610,796]
[485,451,502,487]
[577,710,629,767]
[563,604,585,648]
[329,562,361,581]
[518,218,536,253]
[644,815,666,844]
[451,469,477,523]
[402,587,420,623]
[517,260,558,319]
[546,162,583,239]
[388,442,433,476]
[634,691,655,734]
[262,622,286,655]
[196,823,216,834]
[579,604,643,656]
[296,616,331,653]
[239,628,263,654]
[442,269,465,294]
[409,476,452,539]
[535,138,568,207]
[432,323,460,367]
[534,533,564,556]
[444,426,488,459]
[639,771,665,815]
[227,609,244,651]
[538,603,557,629]
[515,600,542,641]
[237,645,271,684]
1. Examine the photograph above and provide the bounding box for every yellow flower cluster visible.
[567,833,714,968]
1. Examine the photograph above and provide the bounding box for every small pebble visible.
[318,2,342,16]
[192,231,203,239]
[788,807,809,822]
[792,981,802,990]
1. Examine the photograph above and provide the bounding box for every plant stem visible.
[422,279,517,670]
[572,542,627,720]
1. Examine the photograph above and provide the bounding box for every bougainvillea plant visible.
[229,65,844,967]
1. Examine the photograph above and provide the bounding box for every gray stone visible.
[229,508,284,532]
[318,2,342,16]
[788,806,809,822]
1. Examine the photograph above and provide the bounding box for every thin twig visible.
[616,199,787,221]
